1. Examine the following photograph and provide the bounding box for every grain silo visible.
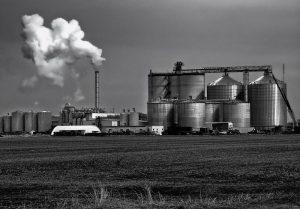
[3,115,12,133]
[148,74,169,101]
[37,111,52,133]
[205,101,223,123]
[148,69,205,101]
[147,101,174,129]
[24,112,37,132]
[120,111,129,126]
[178,101,206,130]
[169,73,205,100]
[11,111,24,133]
[207,73,244,100]
[223,102,251,128]
[129,112,139,126]
[248,71,287,129]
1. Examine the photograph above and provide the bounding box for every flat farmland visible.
[0,135,299,208]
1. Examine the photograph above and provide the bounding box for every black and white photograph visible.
[0,0,299,208]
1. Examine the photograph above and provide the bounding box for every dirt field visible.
[0,135,299,208]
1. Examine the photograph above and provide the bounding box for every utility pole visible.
[282,64,285,82]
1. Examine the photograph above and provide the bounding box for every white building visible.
[91,113,120,119]
[51,125,101,136]
[148,126,164,135]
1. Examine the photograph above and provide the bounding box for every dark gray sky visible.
[0,0,299,120]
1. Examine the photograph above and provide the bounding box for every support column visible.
[243,70,249,102]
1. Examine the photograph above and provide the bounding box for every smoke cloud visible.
[74,88,85,102]
[21,75,38,88]
[21,14,105,87]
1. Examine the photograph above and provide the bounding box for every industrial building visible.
[147,62,292,133]
[0,66,149,136]
[59,103,148,133]
[1,61,295,136]
[49,68,151,134]
[0,104,149,135]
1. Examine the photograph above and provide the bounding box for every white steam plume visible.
[21,75,38,88]
[21,14,105,87]
[74,88,85,102]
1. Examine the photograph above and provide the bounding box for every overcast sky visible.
[0,0,299,119]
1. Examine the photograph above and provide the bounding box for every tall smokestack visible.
[95,70,100,109]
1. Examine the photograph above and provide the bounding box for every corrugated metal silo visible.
[170,74,205,100]
[178,101,206,130]
[24,112,37,132]
[169,75,179,99]
[207,73,244,100]
[129,112,139,126]
[179,74,205,100]
[0,117,3,133]
[223,102,251,127]
[3,115,12,133]
[205,102,223,123]
[37,111,52,133]
[12,111,24,133]
[248,72,287,129]
[120,113,129,126]
[148,74,168,101]
[147,101,174,129]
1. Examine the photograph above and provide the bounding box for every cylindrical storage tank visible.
[120,113,129,126]
[148,74,169,101]
[62,110,69,123]
[178,101,206,130]
[37,111,52,133]
[0,117,3,134]
[170,74,205,100]
[12,111,24,133]
[248,72,287,129]
[129,112,139,127]
[147,102,174,129]
[169,75,179,99]
[3,115,12,133]
[207,74,244,100]
[223,102,251,128]
[205,102,223,123]
[24,112,37,132]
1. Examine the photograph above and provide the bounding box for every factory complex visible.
[0,62,298,136]
[147,62,292,133]
[0,105,150,136]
